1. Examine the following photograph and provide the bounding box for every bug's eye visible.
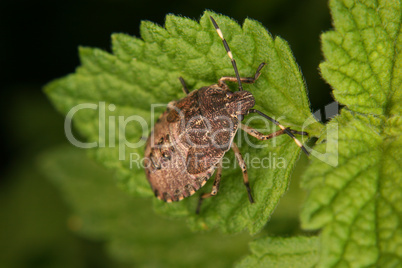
[237,114,244,121]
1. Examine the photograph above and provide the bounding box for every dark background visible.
[0,0,332,266]
[1,0,333,177]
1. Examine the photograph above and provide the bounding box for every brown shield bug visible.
[144,16,309,213]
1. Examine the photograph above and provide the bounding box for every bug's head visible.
[227,90,255,120]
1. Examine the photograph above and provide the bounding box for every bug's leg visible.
[196,161,223,214]
[179,77,189,95]
[240,124,308,140]
[247,109,310,156]
[210,16,265,91]
[149,152,161,170]
[231,142,254,203]
[218,62,266,87]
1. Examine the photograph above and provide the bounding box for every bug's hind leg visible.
[196,161,223,214]
[231,142,254,203]
[179,77,189,95]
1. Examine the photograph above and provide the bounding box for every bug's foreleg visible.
[196,161,223,214]
[240,124,307,140]
[179,77,189,95]
[231,142,254,203]
[218,62,266,88]
[246,109,310,155]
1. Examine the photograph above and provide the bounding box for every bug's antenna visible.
[210,16,243,91]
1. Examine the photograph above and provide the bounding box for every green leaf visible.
[302,0,402,266]
[236,236,319,268]
[44,11,322,234]
[38,146,251,267]
[302,111,402,267]
[320,0,402,116]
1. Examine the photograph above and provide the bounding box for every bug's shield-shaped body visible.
[144,85,255,202]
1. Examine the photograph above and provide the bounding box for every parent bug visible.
[144,16,309,213]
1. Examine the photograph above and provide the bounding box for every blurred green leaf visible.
[0,163,113,268]
[44,11,322,234]
[302,0,402,267]
[236,236,319,268]
[38,146,251,267]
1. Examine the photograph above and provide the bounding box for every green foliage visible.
[39,146,251,268]
[42,1,402,267]
[236,236,319,268]
[301,0,402,267]
[44,11,320,234]
[320,0,402,116]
